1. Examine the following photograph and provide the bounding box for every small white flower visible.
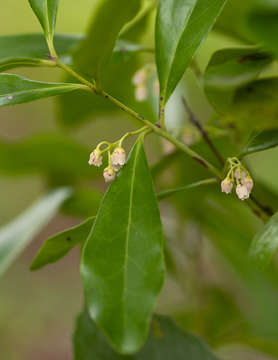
[243,176,254,193]
[88,149,103,167]
[132,69,146,86]
[135,85,147,102]
[103,166,116,183]
[221,178,233,194]
[236,184,250,200]
[111,147,126,171]
[234,168,246,181]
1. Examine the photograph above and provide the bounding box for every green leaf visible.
[0,134,96,179]
[249,212,278,268]
[74,0,140,83]
[155,0,227,105]
[81,138,165,354]
[248,12,278,58]
[0,74,82,107]
[0,187,71,276]
[240,130,278,158]
[28,0,58,46]
[30,217,94,271]
[223,78,278,131]
[0,33,83,72]
[73,311,218,360]
[204,48,272,113]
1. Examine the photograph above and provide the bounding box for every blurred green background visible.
[2,1,278,359]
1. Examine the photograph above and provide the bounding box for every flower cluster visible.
[89,144,126,183]
[132,68,159,102]
[221,158,254,200]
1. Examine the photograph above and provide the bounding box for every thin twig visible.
[181,96,225,166]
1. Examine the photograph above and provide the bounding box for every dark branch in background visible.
[181,97,274,219]
[250,194,274,217]
[181,96,225,166]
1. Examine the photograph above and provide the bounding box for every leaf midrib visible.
[122,141,141,341]
[162,1,197,101]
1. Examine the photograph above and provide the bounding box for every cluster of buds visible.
[89,144,126,183]
[221,158,254,201]
[132,67,159,102]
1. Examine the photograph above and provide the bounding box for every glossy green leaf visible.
[74,0,140,83]
[249,212,278,268]
[0,33,83,72]
[0,74,82,107]
[0,134,96,179]
[248,12,278,58]
[223,78,278,131]
[74,311,218,360]
[204,48,272,112]
[155,0,227,105]
[81,138,165,354]
[30,217,94,270]
[240,130,278,158]
[28,0,58,44]
[0,187,71,276]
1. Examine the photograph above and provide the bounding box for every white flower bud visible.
[132,69,146,86]
[103,166,116,183]
[243,176,254,193]
[236,184,250,200]
[135,85,147,102]
[234,168,246,181]
[221,178,233,194]
[111,147,126,171]
[89,149,103,167]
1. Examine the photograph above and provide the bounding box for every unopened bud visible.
[132,69,147,86]
[135,85,147,102]
[236,184,249,200]
[221,178,233,194]
[243,176,254,193]
[111,147,126,171]
[103,166,116,183]
[234,168,246,181]
[89,149,103,167]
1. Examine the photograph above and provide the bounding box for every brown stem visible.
[181,97,225,166]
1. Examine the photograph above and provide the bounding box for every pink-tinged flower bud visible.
[236,184,249,200]
[111,147,126,171]
[135,85,147,102]
[103,166,116,183]
[153,80,160,96]
[221,178,233,194]
[234,168,246,181]
[243,176,254,193]
[132,69,146,86]
[88,149,102,167]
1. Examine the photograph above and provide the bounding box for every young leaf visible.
[30,217,94,271]
[0,33,84,72]
[155,0,227,105]
[73,310,218,360]
[0,188,71,276]
[81,138,165,354]
[204,48,272,112]
[249,212,278,268]
[0,74,83,107]
[240,130,278,158]
[222,78,278,131]
[28,0,58,47]
[74,0,140,83]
